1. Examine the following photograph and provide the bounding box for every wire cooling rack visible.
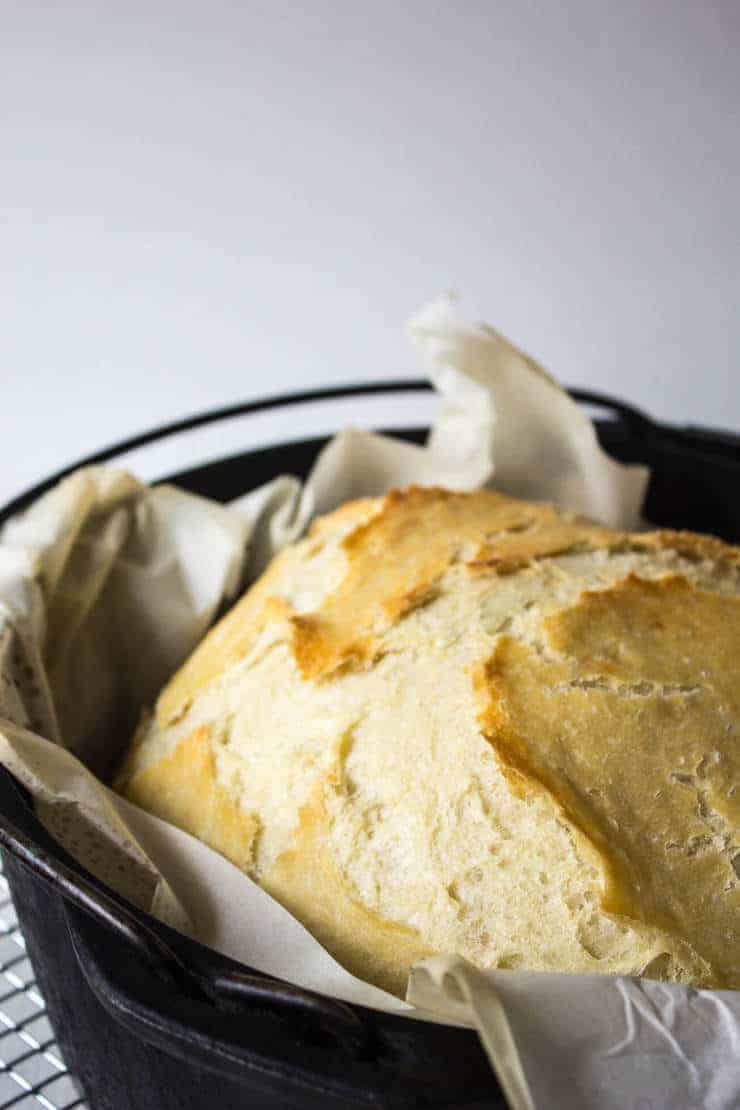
[0,856,85,1110]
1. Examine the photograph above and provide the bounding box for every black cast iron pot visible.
[0,381,738,1110]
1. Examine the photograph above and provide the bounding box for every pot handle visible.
[1,379,702,527]
[0,379,436,523]
[0,799,363,1032]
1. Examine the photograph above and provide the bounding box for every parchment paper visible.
[409,957,740,1110]
[1,296,736,1109]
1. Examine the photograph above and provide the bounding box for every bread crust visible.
[116,487,740,995]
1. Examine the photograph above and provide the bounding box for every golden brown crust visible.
[156,486,740,710]
[467,515,616,574]
[307,496,382,538]
[475,573,740,987]
[119,486,740,995]
[156,496,383,727]
[121,725,259,872]
[290,487,621,679]
[635,528,740,567]
[262,784,435,997]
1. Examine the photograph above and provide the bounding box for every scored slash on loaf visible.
[115,486,740,997]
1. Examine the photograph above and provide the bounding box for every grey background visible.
[2,1,739,506]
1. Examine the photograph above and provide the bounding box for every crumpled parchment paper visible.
[2,295,737,1110]
[409,957,740,1110]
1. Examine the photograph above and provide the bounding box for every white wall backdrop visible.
[2,1,738,505]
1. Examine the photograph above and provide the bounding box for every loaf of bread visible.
[116,486,740,996]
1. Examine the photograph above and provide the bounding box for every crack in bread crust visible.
[117,487,740,995]
[475,574,740,987]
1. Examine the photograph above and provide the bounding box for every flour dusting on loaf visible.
[116,487,740,996]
